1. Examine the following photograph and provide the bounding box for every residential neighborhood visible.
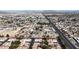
[0,10,79,49]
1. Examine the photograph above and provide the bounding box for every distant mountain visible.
[0,11,9,14]
[0,10,79,14]
[0,10,43,14]
[42,10,79,14]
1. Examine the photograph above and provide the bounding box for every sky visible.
[0,0,79,10]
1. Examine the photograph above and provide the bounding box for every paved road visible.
[0,38,9,46]
[44,15,77,49]
[28,38,35,49]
